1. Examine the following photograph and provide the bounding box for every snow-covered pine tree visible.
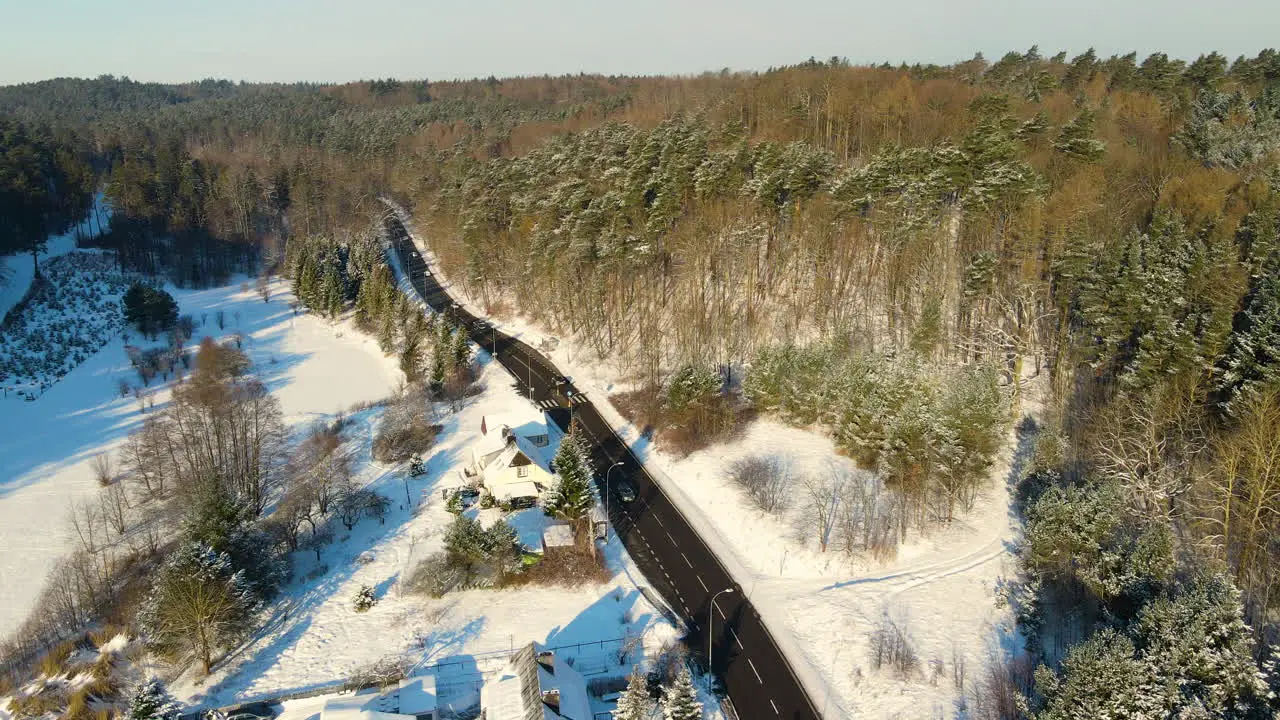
[660,667,703,720]
[352,584,377,612]
[614,667,655,720]
[125,679,180,720]
[546,433,594,522]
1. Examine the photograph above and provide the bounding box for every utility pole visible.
[709,587,735,674]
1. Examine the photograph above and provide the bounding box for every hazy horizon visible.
[1,0,1277,86]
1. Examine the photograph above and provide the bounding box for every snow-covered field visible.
[396,211,1029,718]
[174,355,679,711]
[0,278,400,638]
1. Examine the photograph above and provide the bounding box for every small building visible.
[470,415,559,508]
[395,676,438,720]
[480,643,591,720]
[316,675,438,720]
[541,523,576,553]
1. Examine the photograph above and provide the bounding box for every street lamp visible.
[708,587,735,673]
[604,461,624,532]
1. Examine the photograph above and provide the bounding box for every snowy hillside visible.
[0,193,112,324]
[174,357,679,714]
[0,278,400,638]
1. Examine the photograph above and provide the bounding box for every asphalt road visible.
[383,213,823,720]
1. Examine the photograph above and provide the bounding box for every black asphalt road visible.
[383,213,823,720]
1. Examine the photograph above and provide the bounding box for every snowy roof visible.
[396,676,437,715]
[493,479,543,501]
[479,644,591,720]
[542,524,575,548]
[476,416,552,470]
[320,694,406,720]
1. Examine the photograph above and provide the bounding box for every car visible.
[614,480,637,504]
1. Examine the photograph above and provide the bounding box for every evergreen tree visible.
[125,679,180,720]
[444,514,489,582]
[1219,239,1280,403]
[661,667,703,720]
[615,668,655,720]
[546,433,594,522]
[1053,109,1106,162]
[138,542,258,674]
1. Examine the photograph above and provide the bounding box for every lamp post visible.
[605,461,624,534]
[708,587,735,674]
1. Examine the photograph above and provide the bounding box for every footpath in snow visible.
[389,205,1029,718]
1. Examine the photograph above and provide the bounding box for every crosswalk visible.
[530,395,590,410]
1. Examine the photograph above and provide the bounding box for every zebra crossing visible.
[531,394,590,410]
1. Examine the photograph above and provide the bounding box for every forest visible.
[2,47,1280,717]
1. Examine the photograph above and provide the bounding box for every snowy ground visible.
[0,278,400,638]
[173,355,679,713]
[395,210,1029,719]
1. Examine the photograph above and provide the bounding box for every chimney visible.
[536,650,556,674]
[481,416,488,436]
[502,426,515,446]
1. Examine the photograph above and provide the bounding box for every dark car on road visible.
[614,480,637,504]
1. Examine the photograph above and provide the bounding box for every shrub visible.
[352,585,378,612]
[344,656,409,691]
[868,612,918,676]
[372,411,442,464]
[728,455,791,514]
[404,553,463,598]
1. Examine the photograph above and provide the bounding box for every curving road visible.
[381,211,823,720]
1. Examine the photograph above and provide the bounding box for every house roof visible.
[492,480,542,501]
[396,676,437,715]
[320,694,405,720]
[480,644,591,720]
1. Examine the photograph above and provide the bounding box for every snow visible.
[0,277,399,638]
[388,204,1030,718]
[170,354,676,711]
[0,193,112,323]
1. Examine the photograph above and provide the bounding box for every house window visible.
[531,434,549,447]
[517,466,529,478]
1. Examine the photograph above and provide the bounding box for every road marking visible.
[654,515,664,528]
[716,603,726,620]
[667,531,677,545]
[729,627,743,649]
[770,699,780,715]
[748,658,763,684]
[681,553,692,568]
[697,576,708,593]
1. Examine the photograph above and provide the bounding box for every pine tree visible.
[546,433,594,522]
[1053,109,1106,162]
[615,668,654,720]
[125,679,180,720]
[661,667,703,720]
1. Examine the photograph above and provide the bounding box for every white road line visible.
[716,603,726,620]
[729,627,743,649]
[770,699,780,715]
[681,553,692,568]
[748,658,763,684]
[667,531,677,545]
[654,515,664,527]
[697,576,708,593]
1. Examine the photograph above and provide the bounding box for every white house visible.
[479,643,592,720]
[468,414,560,508]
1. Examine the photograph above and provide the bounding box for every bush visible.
[728,456,791,514]
[868,612,918,676]
[352,585,377,612]
[404,552,463,598]
[373,404,442,464]
[344,655,409,691]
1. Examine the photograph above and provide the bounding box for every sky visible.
[1,0,1277,85]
